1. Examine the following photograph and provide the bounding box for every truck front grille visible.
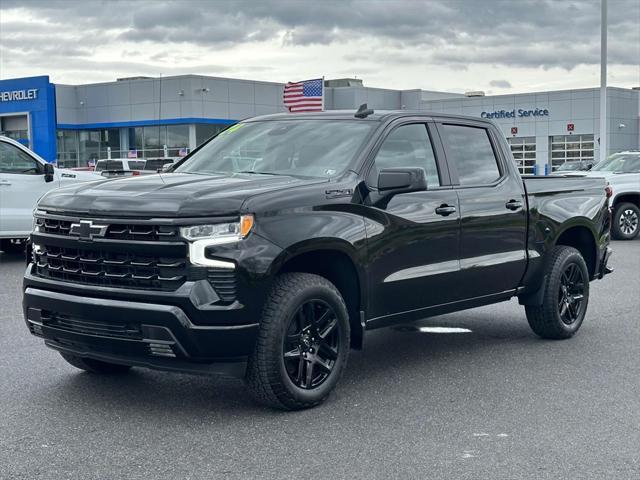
[35,217,179,241]
[34,244,186,291]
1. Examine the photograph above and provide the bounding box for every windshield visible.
[557,162,584,171]
[591,153,640,173]
[175,120,376,177]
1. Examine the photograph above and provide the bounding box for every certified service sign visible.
[0,89,39,102]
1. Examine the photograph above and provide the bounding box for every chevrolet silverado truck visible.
[23,109,612,410]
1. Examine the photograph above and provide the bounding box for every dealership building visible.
[0,74,638,173]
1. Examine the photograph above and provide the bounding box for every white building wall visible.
[421,87,640,173]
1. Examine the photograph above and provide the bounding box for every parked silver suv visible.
[584,152,640,240]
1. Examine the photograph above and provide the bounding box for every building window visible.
[166,125,189,152]
[56,130,79,168]
[196,123,228,147]
[129,125,190,158]
[549,134,594,171]
[57,129,121,168]
[508,136,536,174]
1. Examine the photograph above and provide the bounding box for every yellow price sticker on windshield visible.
[220,123,244,135]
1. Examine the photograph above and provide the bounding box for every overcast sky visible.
[0,0,638,94]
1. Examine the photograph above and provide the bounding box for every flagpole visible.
[599,0,608,163]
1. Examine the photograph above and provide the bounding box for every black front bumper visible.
[23,286,259,377]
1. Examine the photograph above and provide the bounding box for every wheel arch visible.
[554,224,597,278]
[271,240,366,349]
[612,192,640,208]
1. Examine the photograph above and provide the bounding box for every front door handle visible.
[0,180,11,186]
[435,204,457,216]
[505,199,523,210]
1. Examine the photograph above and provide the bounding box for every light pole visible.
[599,0,608,163]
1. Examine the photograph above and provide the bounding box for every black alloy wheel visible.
[558,263,585,325]
[524,245,590,339]
[283,300,340,390]
[245,272,350,410]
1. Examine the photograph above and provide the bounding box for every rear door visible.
[363,120,462,321]
[436,120,527,297]
[0,141,52,237]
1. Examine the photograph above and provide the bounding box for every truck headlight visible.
[181,215,254,269]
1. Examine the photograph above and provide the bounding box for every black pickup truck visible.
[24,109,612,410]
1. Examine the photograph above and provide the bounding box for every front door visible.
[0,141,51,236]
[363,122,461,321]
[437,121,527,298]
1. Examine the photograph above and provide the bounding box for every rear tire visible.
[60,353,132,374]
[525,246,589,339]
[611,202,640,240]
[245,273,350,410]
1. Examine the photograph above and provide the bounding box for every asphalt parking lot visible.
[1,239,638,480]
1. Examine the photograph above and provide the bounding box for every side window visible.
[0,142,42,175]
[373,124,440,187]
[441,124,501,186]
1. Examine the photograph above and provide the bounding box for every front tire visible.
[612,202,640,240]
[525,246,589,339]
[245,273,350,410]
[60,353,132,374]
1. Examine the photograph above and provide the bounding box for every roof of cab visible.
[244,110,493,124]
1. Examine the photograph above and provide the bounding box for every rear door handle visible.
[505,199,523,210]
[435,204,457,216]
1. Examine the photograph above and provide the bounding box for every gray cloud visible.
[0,0,638,83]
[489,80,512,89]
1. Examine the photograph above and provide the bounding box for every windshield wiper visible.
[236,170,283,176]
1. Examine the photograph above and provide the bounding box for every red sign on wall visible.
[567,123,575,132]
[511,127,518,135]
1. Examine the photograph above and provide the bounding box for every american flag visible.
[283,78,324,112]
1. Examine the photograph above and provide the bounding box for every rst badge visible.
[69,220,108,240]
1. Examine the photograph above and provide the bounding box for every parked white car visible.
[0,136,102,251]
[567,151,640,240]
[94,158,146,178]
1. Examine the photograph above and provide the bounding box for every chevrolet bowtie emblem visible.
[69,220,108,240]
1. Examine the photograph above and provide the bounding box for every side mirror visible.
[43,163,54,183]
[377,167,427,196]
[159,163,173,173]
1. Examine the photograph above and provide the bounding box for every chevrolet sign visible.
[0,89,39,102]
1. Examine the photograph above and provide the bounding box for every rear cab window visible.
[440,124,501,186]
[95,160,124,171]
[127,160,146,170]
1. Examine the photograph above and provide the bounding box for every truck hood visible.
[38,172,324,217]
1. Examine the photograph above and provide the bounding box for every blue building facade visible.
[0,75,57,161]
